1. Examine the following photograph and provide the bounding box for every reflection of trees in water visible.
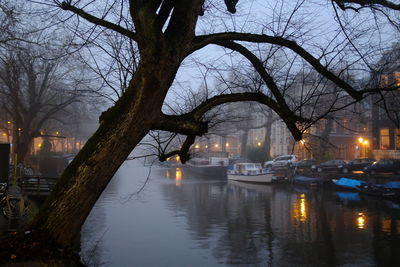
[330,195,400,266]
[81,200,108,266]
[160,181,276,265]
[160,180,400,266]
[80,174,122,266]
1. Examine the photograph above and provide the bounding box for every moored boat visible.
[292,175,322,187]
[227,163,274,184]
[332,177,367,190]
[356,183,397,199]
[383,181,400,190]
[182,157,228,179]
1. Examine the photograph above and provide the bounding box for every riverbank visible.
[0,230,83,266]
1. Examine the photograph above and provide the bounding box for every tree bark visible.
[240,129,249,159]
[262,123,272,160]
[31,59,179,247]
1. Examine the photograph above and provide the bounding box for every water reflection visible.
[292,194,308,222]
[175,168,182,187]
[80,163,400,266]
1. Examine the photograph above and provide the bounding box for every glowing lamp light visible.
[358,137,364,144]
[37,143,42,148]
[357,212,366,229]
[257,142,262,147]
[214,144,219,148]
[225,143,229,147]
[300,140,305,145]
[363,140,369,145]
[7,121,11,124]
[194,144,200,149]
[2,133,6,136]
[175,155,180,161]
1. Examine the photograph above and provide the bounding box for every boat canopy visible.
[335,178,366,188]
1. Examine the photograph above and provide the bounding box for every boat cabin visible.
[232,163,263,175]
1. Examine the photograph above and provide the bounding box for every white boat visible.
[227,163,274,183]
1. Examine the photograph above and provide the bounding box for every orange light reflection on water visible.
[292,194,308,222]
[175,168,182,187]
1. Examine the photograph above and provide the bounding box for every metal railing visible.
[18,176,58,196]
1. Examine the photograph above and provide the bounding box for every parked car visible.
[311,160,347,173]
[264,155,298,169]
[338,158,376,174]
[364,159,400,175]
[293,159,317,171]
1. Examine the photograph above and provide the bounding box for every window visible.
[320,119,326,132]
[394,72,400,87]
[380,128,390,150]
[396,129,400,150]
[380,74,389,87]
[343,119,349,134]
[331,121,337,133]
[338,144,346,159]
[378,107,388,120]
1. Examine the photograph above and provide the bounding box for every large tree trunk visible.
[316,118,334,161]
[15,133,33,164]
[261,123,272,160]
[240,129,249,158]
[31,59,179,247]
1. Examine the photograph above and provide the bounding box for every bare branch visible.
[192,32,362,100]
[59,1,137,41]
[333,0,400,11]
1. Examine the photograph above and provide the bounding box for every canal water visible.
[77,160,399,266]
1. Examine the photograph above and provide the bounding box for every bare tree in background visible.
[0,35,99,163]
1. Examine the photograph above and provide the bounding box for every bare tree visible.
[1,0,398,260]
[0,40,94,162]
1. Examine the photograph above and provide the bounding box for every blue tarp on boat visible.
[383,181,400,189]
[333,177,366,189]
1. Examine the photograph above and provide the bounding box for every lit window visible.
[380,74,389,87]
[394,72,400,87]
[380,128,390,150]
[396,129,400,150]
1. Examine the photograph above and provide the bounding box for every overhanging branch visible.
[60,1,137,41]
[333,0,400,11]
[158,135,195,163]
[192,32,362,100]
[156,92,310,142]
